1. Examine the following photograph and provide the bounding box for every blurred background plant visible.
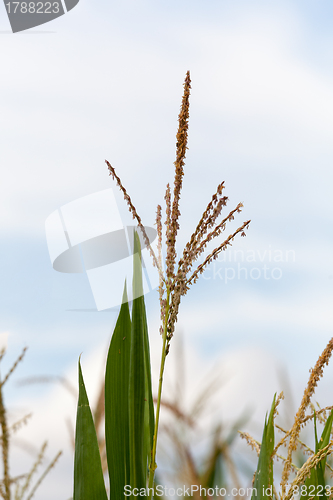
[239,337,333,500]
[0,347,61,500]
[16,331,333,500]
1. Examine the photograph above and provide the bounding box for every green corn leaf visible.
[105,231,154,498]
[251,394,276,500]
[317,409,333,471]
[129,232,152,490]
[314,411,325,490]
[73,359,107,500]
[304,409,333,499]
[142,282,155,468]
[105,284,132,499]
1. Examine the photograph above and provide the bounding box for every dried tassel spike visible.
[179,182,228,277]
[186,203,245,269]
[156,204,165,319]
[167,71,191,280]
[280,337,333,498]
[273,391,285,419]
[184,181,226,252]
[301,405,333,425]
[284,443,333,500]
[186,220,251,287]
[25,450,63,500]
[165,183,174,283]
[0,375,10,499]
[238,431,261,456]
[106,159,162,275]
[2,346,27,387]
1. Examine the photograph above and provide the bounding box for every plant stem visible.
[0,377,10,500]
[148,288,171,497]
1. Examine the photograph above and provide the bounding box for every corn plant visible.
[73,71,251,498]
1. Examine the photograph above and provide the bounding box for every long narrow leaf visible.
[316,409,333,471]
[73,360,107,500]
[105,285,132,499]
[141,274,155,468]
[129,232,151,490]
[304,409,333,499]
[251,394,276,500]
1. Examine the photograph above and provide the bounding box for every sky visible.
[1,0,333,498]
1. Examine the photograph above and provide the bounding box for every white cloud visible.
[2,2,333,233]
[0,332,9,351]
[178,290,333,340]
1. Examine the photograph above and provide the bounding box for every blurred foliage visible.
[0,347,61,500]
